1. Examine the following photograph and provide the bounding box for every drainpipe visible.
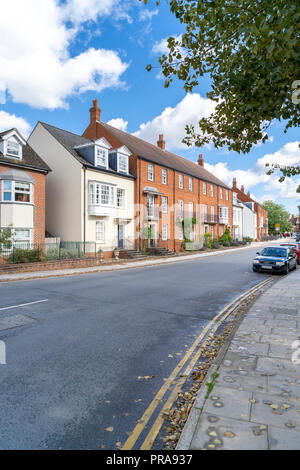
[83,166,86,246]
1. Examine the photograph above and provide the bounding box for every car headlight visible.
[253,260,260,264]
[276,261,285,266]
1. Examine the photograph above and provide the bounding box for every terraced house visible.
[83,100,232,254]
[0,128,50,248]
[232,178,268,241]
[28,119,136,258]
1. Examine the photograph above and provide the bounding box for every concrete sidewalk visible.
[0,240,276,282]
[177,267,300,450]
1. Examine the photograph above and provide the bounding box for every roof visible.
[39,122,135,179]
[0,130,51,173]
[97,121,231,189]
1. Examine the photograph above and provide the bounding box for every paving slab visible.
[190,413,268,450]
[177,267,300,450]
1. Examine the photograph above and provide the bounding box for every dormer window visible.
[96,147,108,168]
[7,140,21,158]
[117,154,128,174]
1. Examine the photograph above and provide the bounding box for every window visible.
[89,182,115,206]
[162,224,168,241]
[211,185,214,196]
[203,182,206,195]
[1,180,32,203]
[189,177,193,192]
[117,188,125,208]
[162,196,168,213]
[188,202,194,217]
[14,229,32,248]
[178,199,184,218]
[118,155,128,174]
[220,226,224,236]
[233,193,237,204]
[203,204,207,222]
[211,226,214,238]
[96,147,107,167]
[179,174,183,189]
[226,190,229,201]
[219,206,229,219]
[211,206,215,222]
[179,225,184,240]
[220,188,223,199]
[147,194,154,217]
[96,221,105,243]
[162,169,167,185]
[148,164,154,181]
[7,140,21,159]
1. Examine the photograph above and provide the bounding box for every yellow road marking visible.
[140,278,273,449]
[122,278,272,450]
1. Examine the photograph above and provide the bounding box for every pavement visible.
[177,265,300,450]
[0,241,275,283]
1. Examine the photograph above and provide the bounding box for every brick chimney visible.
[157,134,165,150]
[198,154,204,167]
[89,99,101,124]
[247,191,250,197]
[241,185,245,193]
[232,177,237,188]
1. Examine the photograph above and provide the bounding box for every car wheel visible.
[252,268,258,272]
[283,264,289,275]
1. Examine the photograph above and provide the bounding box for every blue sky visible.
[0,0,299,214]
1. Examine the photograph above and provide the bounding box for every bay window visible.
[89,182,115,207]
[1,180,32,203]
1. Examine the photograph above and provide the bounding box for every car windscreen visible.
[260,247,287,257]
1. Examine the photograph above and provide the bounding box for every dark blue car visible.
[252,246,297,274]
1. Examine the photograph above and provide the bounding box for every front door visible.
[149,224,156,248]
[118,224,124,249]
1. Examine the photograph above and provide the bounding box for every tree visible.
[144,0,300,185]
[0,227,13,254]
[262,200,292,234]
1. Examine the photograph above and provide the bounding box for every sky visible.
[0,0,299,214]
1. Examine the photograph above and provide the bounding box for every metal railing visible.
[0,241,97,264]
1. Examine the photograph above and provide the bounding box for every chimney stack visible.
[89,98,101,124]
[247,191,250,197]
[198,154,204,167]
[232,177,237,188]
[157,134,166,150]
[241,185,245,193]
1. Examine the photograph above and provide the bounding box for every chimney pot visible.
[197,154,204,167]
[89,98,101,124]
[233,177,237,188]
[157,134,166,150]
[241,185,245,193]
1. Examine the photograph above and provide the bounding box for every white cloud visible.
[152,34,183,55]
[134,93,216,150]
[0,111,31,138]
[61,0,132,25]
[0,0,129,109]
[205,141,300,207]
[107,117,128,131]
[139,9,158,22]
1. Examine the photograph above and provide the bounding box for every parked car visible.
[253,246,297,274]
[280,243,300,264]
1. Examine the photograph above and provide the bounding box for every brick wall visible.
[0,164,46,245]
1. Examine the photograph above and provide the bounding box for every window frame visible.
[162,196,168,214]
[148,164,154,182]
[179,174,183,189]
[95,146,108,168]
[162,169,167,185]
[117,154,129,174]
[96,221,105,243]
[89,182,115,207]
[189,177,193,192]
[162,223,168,241]
[1,180,33,204]
[203,182,206,195]
[6,139,22,160]
[116,188,125,208]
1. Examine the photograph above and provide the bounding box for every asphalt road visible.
[0,246,280,449]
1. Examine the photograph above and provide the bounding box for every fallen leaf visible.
[106,427,114,432]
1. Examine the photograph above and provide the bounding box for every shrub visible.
[8,248,43,264]
[204,232,212,249]
[211,242,220,249]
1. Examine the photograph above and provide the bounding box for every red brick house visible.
[83,100,232,252]
[0,128,50,247]
[232,178,268,241]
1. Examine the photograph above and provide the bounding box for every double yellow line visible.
[122,277,273,451]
